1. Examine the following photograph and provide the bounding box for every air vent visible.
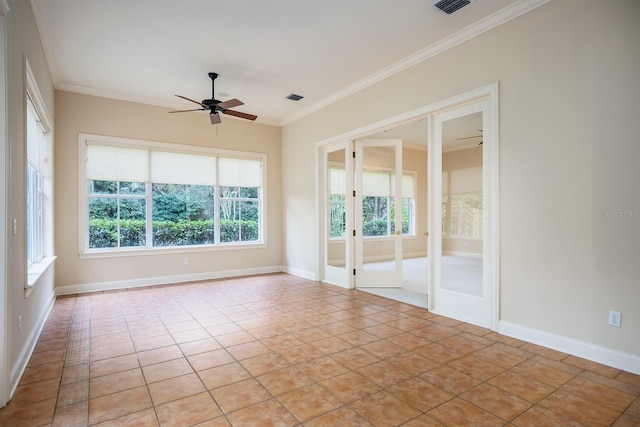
[434,0,471,14]
[286,93,304,101]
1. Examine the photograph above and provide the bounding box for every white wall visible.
[282,0,640,364]
[5,0,57,398]
[54,91,283,293]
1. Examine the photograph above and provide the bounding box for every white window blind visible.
[363,170,413,197]
[330,167,345,194]
[218,158,261,187]
[363,171,391,197]
[86,144,149,182]
[26,98,43,169]
[448,166,482,194]
[151,151,217,186]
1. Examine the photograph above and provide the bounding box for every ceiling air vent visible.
[286,93,304,101]
[434,0,471,14]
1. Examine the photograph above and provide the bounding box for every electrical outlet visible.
[608,310,621,327]
[183,257,189,265]
[18,315,21,334]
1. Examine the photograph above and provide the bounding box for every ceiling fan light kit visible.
[169,72,258,124]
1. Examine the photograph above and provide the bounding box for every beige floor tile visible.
[351,390,421,426]
[461,383,532,421]
[198,362,252,390]
[148,372,206,406]
[428,397,504,426]
[226,398,297,427]
[90,353,139,378]
[155,392,222,427]
[355,360,413,388]
[90,368,145,398]
[52,400,88,427]
[388,377,454,412]
[2,274,638,427]
[142,357,194,383]
[210,378,271,413]
[88,386,152,425]
[304,406,374,426]
[277,383,342,422]
[188,349,235,371]
[257,366,315,396]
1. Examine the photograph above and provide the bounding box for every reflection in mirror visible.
[327,149,346,267]
[441,112,483,296]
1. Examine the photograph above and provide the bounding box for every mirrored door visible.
[322,141,352,288]
[430,100,492,327]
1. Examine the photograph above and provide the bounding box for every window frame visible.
[78,133,267,258]
[25,59,55,290]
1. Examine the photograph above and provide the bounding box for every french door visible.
[354,140,403,288]
[429,100,494,328]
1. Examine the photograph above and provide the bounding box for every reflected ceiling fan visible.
[169,72,257,124]
[456,129,483,145]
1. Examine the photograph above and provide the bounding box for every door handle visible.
[424,232,429,236]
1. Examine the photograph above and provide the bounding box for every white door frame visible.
[428,98,499,329]
[0,1,10,408]
[316,83,499,331]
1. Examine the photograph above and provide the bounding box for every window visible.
[25,60,54,289]
[81,136,265,254]
[361,170,415,237]
[329,165,415,239]
[442,167,483,239]
[26,95,46,266]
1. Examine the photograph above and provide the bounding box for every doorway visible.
[318,83,498,330]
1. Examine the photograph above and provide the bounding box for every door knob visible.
[424,232,429,236]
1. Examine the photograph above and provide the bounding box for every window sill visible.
[27,256,57,292]
[79,242,267,259]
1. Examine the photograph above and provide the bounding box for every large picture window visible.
[80,136,265,254]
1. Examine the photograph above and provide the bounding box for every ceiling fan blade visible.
[456,135,483,140]
[217,98,244,109]
[222,109,257,121]
[175,94,207,108]
[168,108,206,113]
[210,112,222,124]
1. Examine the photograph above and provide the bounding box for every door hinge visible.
[352,229,356,237]
[353,268,356,275]
[353,190,356,197]
[352,152,356,158]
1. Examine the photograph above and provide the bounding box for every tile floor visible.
[0,273,639,426]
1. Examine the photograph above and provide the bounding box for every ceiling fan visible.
[169,72,257,124]
[456,129,483,145]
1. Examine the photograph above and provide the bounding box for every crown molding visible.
[280,0,551,126]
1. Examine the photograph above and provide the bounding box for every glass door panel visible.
[355,140,402,287]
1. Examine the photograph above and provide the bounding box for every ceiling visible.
[30,0,532,126]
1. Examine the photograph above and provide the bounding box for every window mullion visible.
[146,182,153,248]
[214,186,220,244]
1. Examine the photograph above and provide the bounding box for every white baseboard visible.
[10,293,56,398]
[499,321,640,375]
[281,266,317,281]
[55,265,284,296]
[442,250,482,258]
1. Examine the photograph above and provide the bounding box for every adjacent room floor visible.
[1,273,638,426]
